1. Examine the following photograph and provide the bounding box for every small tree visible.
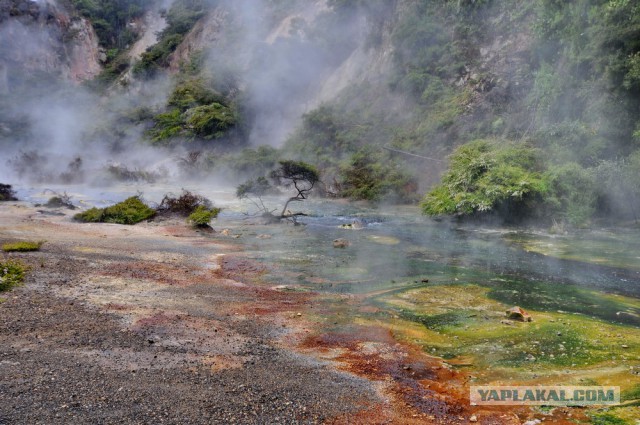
[237,160,320,222]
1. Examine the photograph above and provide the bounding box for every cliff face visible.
[0,0,102,92]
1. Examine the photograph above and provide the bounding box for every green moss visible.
[2,241,44,252]
[588,413,629,425]
[621,384,640,402]
[74,196,155,225]
[379,284,640,379]
[399,310,465,332]
[0,259,28,292]
[187,205,221,227]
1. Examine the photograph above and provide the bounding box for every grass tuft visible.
[2,241,44,252]
[0,259,28,291]
[187,205,221,228]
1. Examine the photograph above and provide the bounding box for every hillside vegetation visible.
[3,0,640,226]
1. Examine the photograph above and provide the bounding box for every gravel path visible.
[0,204,377,424]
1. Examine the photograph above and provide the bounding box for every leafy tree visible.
[339,148,417,202]
[237,160,319,222]
[147,78,238,144]
[421,140,547,218]
[270,160,320,218]
[186,103,237,139]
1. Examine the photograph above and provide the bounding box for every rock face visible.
[0,0,102,89]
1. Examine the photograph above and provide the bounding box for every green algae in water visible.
[378,284,640,375]
[505,230,640,271]
[398,311,466,332]
[589,412,629,425]
[486,278,640,326]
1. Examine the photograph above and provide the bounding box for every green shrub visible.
[2,241,44,252]
[74,196,156,225]
[147,78,238,144]
[44,193,75,209]
[421,140,547,217]
[339,148,417,202]
[187,205,221,228]
[0,259,28,292]
[186,103,237,139]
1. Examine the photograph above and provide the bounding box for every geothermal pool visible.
[13,184,640,420]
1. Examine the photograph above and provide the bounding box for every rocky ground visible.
[0,202,567,424]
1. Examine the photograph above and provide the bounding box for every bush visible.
[157,190,213,216]
[339,148,417,202]
[74,196,156,225]
[421,140,547,217]
[0,259,28,292]
[0,184,17,201]
[44,192,75,209]
[2,241,44,252]
[147,78,239,144]
[187,205,220,228]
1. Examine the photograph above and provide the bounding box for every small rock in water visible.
[506,306,532,322]
[333,238,350,248]
[256,234,272,239]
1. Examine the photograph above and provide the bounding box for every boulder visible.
[333,238,350,248]
[506,306,532,322]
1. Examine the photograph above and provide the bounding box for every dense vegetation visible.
[147,77,240,144]
[282,0,640,225]
[421,140,547,218]
[68,0,151,50]
[5,0,640,226]
[133,0,211,78]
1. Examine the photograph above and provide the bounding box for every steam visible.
[0,0,176,184]
[0,0,374,186]
[205,0,364,146]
